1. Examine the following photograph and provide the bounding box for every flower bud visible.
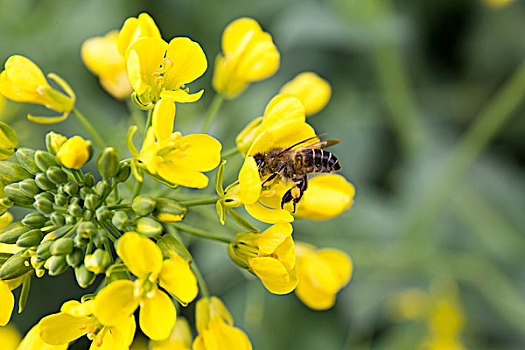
[83,209,93,221]
[34,191,53,203]
[19,179,40,198]
[77,221,97,238]
[134,217,162,238]
[4,183,33,206]
[153,198,187,223]
[46,166,68,185]
[116,161,131,182]
[157,234,191,262]
[79,186,92,200]
[84,173,95,187]
[43,225,72,241]
[65,215,77,226]
[95,180,111,198]
[132,194,155,216]
[0,121,18,160]
[36,240,53,260]
[0,161,32,184]
[74,234,89,247]
[50,237,74,255]
[98,147,120,178]
[93,228,107,248]
[95,206,111,222]
[34,150,60,172]
[112,211,129,231]
[67,247,83,267]
[227,243,250,270]
[0,222,29,244]
[45,131,67,155]
[21,212,46,229]
[0,253,31,279]
[54,193,68,207]
[84,193,99,210]
[67,203,83,218]
[15,148,39,175]
[84,248,111,274]
[34,197,54,215]
[35,173,57,192]
[56,136,92,169]
[75,264,96,288]
[45,255,68,276]
[280,72,331,116]
[16,229,43,247]
[49,213,65,226]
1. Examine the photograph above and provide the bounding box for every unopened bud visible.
[0,162,32,185]
[74,234,89,247]
[46,166,68,184]
[15,148,39,175]
[54,193,68,207]
[34,191,54,203]
[21,212,46,229]
[79,186,93,200]
[35,173,57,191]
[67,247,84,267]
[153,198,187,223]
[17,229,44,247]
[95,180,111,198]
[116,161,131,182]
[0,253,31,279]
[36,240,53,260]
[132,195,155,216]
[98,147,120,178]
[67,203,83,218]
[34,197,54,215]
[45,255,68,276]
[45,131,67,155]
[134,217,163,238]
[84,173,95,187]
[84,248,111,274]
[84,193,99,210]
[4,183,34,206]
[75,264,96,288]
[44,225,73,241]
[50,237,74,255]
[34,150,60,172]
[112,211,129,230]
[77,221,97,238]
[63,182,79,196]
[56,136,92,169]
[83,209,93,221]
[0,222,29,244]
[65,215,77,225]
[49,213,65,226]
[19,179,40,198]
[0,121,18,160]
[95,206,111,221]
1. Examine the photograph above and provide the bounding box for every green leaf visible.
[226,207,259,232]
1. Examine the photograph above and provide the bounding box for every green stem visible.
[107,203,131,211]
[172,222,232,243]
[403,59,525,244]
[191,261,210,297]
[179,197,219,207]
[201,94,224,132]
[132,180,142,199]
[71,108,106,149]
[221,147,240,159]
[71,169,84,183]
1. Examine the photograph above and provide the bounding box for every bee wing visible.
[276,134,339,156]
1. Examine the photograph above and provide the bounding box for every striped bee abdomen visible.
[298,149,341,174]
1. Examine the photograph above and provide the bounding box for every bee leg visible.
[262,163,286,187]
[281,189,294,209]
[291,176,308,212]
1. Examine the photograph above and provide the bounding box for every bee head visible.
[253,153,265,169]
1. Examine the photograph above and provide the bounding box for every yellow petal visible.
[139,289,176,341]
[126,37,168,96]
[0,325,20,350]
[94,280,138,326]
[280,72,331,116]
[257,223,292,254]
[317,249,353,287]
[62,300,94,318]
[150,317,192,350]
[0,281,14,326]
[245,202,293,224]
[235,116,263,155]
[4,56,49,92]
[295,175,355,220]
[295,278,336,310]
[94,315,136,350]
[56,136,91,169]
[172,134,222,172]
[222,18,262,56]
[165,37,207,87]
[194,321,252,350]
[249,257,297,295]
[16,324,69,350]
[261,94,305,128]
[160,89,204,103]
[238,156,261,205]
[211,54,248,99]
[117,232,163,278]
[159,256,198,305]
[157,163,209,189]
[264,120,317,151]
[39,312,89,345]
[236,33,280,81]
[118,13,161,56]
[152,97,175,142]
[273,236,296,270]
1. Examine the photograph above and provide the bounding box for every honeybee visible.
[252,135,341,212]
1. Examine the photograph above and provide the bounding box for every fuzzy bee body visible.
[253,136,341,211]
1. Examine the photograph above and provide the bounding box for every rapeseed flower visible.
[129,97,221,188]
[118,13,161,56]
[212,17,279,99]
[0,56,75,124]
[193,296,252,350]
[228,223,297,294]
[94,232,198,341]
[150,317,192,350]
[125,35,206,108]
[0,325,20,350]
[294,242,352,310]
[16,323,68,350]
[82,31,133,99]
[37,299,135,349]
[56,135,92,169]
[280,72,331,116]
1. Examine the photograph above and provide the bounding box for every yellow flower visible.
[56,135,92,169]
[0,325,21,350]
[212,17,280,99]
[129,97,222,188]
[37,299,135,349]
[94,232,198,341]
[118,13,161,56]
[0,55,75,124]
[125,36,206,107]
[82,30,133,100]
[229,223,297,294]
[294,242,352,310]
[294,174,355,220]
[193,297,252,350]
[280,72,331,116]
[45,131,67,155]
[482,0,514,8]
[150,318,192,350]
[16,323,67,350]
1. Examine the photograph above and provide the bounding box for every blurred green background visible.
[1,0,525,349]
